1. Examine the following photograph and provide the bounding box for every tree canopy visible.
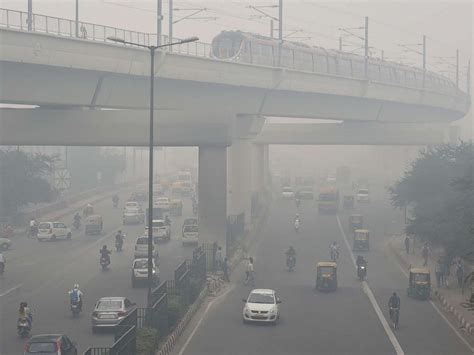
[0,150,57,218]
[389,142,473,258]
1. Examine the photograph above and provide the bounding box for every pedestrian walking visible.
[223,257,230,282]
[215,246,223,270]
[435,261,442,288]
[456,260,464,288]
[421,243,430,266]
[404,236,410,254]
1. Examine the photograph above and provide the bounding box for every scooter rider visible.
[285,246,296,266]
[18,302,32,329]
[389,292,400,319]
[73,212,81,227]
[115,230,124,249]
[68,283,84,311]
[100,245,111,265]
[330,241,340,259]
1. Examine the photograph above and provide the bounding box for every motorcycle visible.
[17,317,30,338]
[330,249,339,261]
[286,255,296,271]
[357,264,367,281]
[115,238,124,252]
[73,219,81,230]
[70,301,81,317]
[390,307,399,329]
[294,219,300,232]
[100,256,110,271]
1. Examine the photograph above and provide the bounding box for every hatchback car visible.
[134,236,158,258]
[145,219,171,242]
[123,205,145,225]
[91,297,136,332]
[242,289,281,324]
[37,222,71,241]
[24,334,77,354]
[131,258,159,287]
[182,224,198,246]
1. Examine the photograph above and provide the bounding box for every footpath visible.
[388,235,474,336]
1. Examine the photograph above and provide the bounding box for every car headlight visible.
[269,308,276,314]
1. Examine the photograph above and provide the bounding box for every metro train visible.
[210,31,457,95]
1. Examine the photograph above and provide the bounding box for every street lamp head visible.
[180,36,199,44]
[107,36,126,43]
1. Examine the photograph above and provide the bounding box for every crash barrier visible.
[83,243,213,355]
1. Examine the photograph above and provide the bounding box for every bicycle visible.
[390,307,399,330]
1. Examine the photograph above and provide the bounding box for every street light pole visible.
[27,0,33,31]
[107,35,198,309]
[75,0,79,38]
[157,0,163,46]
[169,0,173,48]
[364,16,369,78]
[278,0,283,66]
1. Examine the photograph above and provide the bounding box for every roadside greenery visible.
[389,142,473,258]
[0,150,57,218]
[136,327,160,355]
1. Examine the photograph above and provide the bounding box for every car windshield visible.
[26,342,57,353]
[38,223,50,229]
[157,198,168,203]
[152,221,165,227]
[319,267,335,274]
[184,225,198,233]
[136,238,148,245]
[126,202,138,207]
[358,189,369,194]
[184,218,198,225]
[97,300,122,310]
[134,260,148,268]
[283,187,293,192]
[248,293,274,304]
[414,274,430,282]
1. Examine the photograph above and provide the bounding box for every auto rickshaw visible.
[349,214,363,233]
[84,214,103,235]
[353,229,370,251]
[407,268,431,300]
[315,262,337,292]
[170,199,183,216]
[343,196,354,209]
[83,204,94,218]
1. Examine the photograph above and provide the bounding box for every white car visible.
[154,197,170,210]
[123,204,145,225]
[37,222,72,241]
[242,289,281,324]
[134,236,158,258]
[281,186,294,199]
[356,188,370,202]
[131,258,159,288]
[182,225,198,246]
[145,219,171,242]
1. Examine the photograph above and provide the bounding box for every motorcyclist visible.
[73,213,81,227]
[68,283,84,311]
[389,292,400,319]
[356,255,367,267]
[100,245,111,265]
[115,230,124,250]
[0,252,5,274]
[29,219,38,238]
[285,246,296,266]
[18,302,32,329]
[294,213,300,222]
[330,241,340,259]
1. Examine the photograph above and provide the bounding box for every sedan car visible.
[37,222,71,241]
[0,237,11,251]
[134,236,158,258]
[91,297,136,332]
[24,334,77,355]
[242,289,281,324]
[131,258,159,287]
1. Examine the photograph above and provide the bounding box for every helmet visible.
[74,284,79,289]
[118,230,122,234]
[102,245,107,249]
[393,292,397,296]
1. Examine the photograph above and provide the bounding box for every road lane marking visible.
[336,216,405,355]
[392,251,474,352]
[178,284,235,355]
[0,283,23,297]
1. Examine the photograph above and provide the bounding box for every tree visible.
[0,150,57,218]
[389,143,473,258]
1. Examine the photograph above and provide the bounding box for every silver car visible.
[91,297,136,333]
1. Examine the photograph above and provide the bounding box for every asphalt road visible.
[0,189,196,355]
[176,191,473,355]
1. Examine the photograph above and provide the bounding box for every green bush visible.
[168,295,184,329]
[136,327,160,355]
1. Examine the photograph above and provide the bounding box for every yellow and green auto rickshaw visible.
[349,214,363,233]
[407,268,431,300]
[315,262,337,292]
[169,199,183,216]
[353,229,370,251]
[84,214,103,235]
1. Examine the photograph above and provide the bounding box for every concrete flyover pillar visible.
[198,146,227,251]
[250,144,265,218]
[227,139,252,233]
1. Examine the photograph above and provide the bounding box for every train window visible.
[338,58,352,77]
[294,50,312,71]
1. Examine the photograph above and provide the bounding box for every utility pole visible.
[339,36,342,51]
[364,16,369,78]
[27,0,32,31]
[456,49,459,88]
[270,19,274,38]
[157,0,163,46]
[75,0,79,37]
[278,0,283,66]
[168,0,173,46]
[422,35,426,70]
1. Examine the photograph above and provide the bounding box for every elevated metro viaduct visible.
[0,25,470,254]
